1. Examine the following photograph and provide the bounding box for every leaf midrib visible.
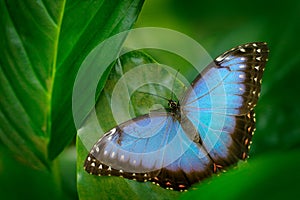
[47,1,67,140]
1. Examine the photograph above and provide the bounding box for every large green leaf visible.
[0,0,63,169]
[50,0,145,160]
[77,50,185,200]
[0,0,145,169]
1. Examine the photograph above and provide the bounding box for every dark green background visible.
[137,1,300,199]
[1,0,300,199]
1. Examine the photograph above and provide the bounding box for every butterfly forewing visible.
[182,42,268,166]
[84,42,269,191]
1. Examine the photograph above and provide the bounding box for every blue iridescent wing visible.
[84,42,269,191]
[84,112,213,191]
[181,42,269,168]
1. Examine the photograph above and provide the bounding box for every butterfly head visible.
[167,99,181,120]
[168,99,179,109]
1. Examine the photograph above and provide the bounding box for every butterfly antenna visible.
[138,91,169,101]
[170,70,180,100]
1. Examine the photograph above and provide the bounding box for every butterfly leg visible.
[213,163,223,173]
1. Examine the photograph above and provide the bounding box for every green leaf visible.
[0,0,145,169]
[0,0,63,169]
[77,50,185,200]
[49,0,145,160]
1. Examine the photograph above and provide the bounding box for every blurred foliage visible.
[0,141,77,199]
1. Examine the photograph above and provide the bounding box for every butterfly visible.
[84,42,269,191]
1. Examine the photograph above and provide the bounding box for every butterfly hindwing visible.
[84,112,213,191]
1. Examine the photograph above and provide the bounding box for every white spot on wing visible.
[239,64,245,69]
[239,48,246,52]
[111,151,115,158]
[110,128,117,134]
[216,55,225,62]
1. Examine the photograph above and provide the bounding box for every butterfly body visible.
[84,42,269,191]
[167,99,181,121]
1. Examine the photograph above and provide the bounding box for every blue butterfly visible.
[84,42,269,191]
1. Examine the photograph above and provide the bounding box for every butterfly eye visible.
[168,100,178,109]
